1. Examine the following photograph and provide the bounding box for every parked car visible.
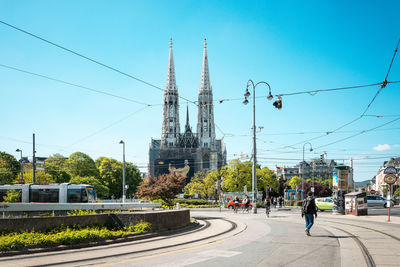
[315,197,333,211]
[367,195,394,208]
[227,199,253,209]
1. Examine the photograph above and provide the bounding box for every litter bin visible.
[345,192,367,216]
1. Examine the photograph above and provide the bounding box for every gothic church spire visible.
[197,38,215,149]
[161,38,180,148]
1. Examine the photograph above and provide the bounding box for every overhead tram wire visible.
[361,39,400,116]
[0,20,197,106]
[314,116,400,150]
[0,63,156,106]
[67,105,151,147]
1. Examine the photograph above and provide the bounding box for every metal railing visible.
[0,202,161,213]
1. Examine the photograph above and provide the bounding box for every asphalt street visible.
[1,207,399,267]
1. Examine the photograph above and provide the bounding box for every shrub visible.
[0,221,153,251]
[67,210,97,216]
[128,220,152,233]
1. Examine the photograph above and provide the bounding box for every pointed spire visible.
[186,104,190,128]
[199,38,210,92]
[165,37,177,92]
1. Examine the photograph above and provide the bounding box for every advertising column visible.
[332,166,350,214]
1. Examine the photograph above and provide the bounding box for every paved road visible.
[1,208,399,266]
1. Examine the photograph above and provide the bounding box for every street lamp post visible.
[15,149,23,181]
[119,140,126,203]
[301,142,313,200]
[243,80,274,214]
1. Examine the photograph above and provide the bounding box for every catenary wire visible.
[0,63,156,106]
[0,20,197,105]
[67,106,151,147]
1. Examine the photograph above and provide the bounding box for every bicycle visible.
[234,203,239,213]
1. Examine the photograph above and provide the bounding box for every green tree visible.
[183,171,208,197]
[288,176,302,189]
[96,157,122,197]
[20,170,55,184]
[66,152,99,178]
[222,160,252,192]
[43,153,71,183]
[96,157,142,198]
[125,162,143,198]
[69,175,108,197]
[4,189,21,202]
[0,152,20,184]
[257,167,279,192]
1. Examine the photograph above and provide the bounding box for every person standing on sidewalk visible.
[302,191,317,236]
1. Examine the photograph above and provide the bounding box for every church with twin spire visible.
[148,38,227,182]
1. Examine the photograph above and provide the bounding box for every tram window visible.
[81,189,88,203]
[30,189,59,202]
[67,189,81,203]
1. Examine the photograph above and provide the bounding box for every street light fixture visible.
[301,142,313,201]
[16,149,23,181]
[243,79,274,214]
[119,140,126,203]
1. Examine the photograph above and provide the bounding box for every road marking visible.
[97,239,226,267]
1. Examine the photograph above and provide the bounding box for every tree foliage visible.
[95,157,142,198]
[184,160,279,198]
[4,189,21,202]
[20,170,55,184]
[66,152,98,178]
[183,171,208,197]
[303,182,332,197]
[0,152,20,184]
[43,153,70,183]
[137,173,186,207]
[288,176,302,189]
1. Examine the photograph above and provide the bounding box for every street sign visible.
[384,174,398,185]
[384,166,397,175]
[370,189,376,195]
[18,179,25,184]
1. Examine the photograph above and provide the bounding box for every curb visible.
[0,222,199,257]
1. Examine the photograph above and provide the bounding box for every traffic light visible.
[273,95,282,109]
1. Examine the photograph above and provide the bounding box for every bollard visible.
[176,202,180,209]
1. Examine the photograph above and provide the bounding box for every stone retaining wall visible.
[0,209,190,232]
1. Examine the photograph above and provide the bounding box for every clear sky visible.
[1,0,399,182]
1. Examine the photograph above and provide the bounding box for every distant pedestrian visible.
[273,197,277,208]
[302,192,317,236]
[264,196,272,217]
[278,196,283,208]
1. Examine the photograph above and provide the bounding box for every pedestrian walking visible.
[264,196,272,217]
[302,191,317,236]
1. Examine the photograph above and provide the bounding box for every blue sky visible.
[1,0,399,182]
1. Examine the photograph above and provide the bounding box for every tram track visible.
[320,219,400,267]
[4,217,243,267]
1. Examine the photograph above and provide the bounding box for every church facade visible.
[148,39,227,182]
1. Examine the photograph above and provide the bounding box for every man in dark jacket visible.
[302,191,317,236]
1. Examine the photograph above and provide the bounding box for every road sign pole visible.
[388,185,391,222]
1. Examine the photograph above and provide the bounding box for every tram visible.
[0,183,97,203]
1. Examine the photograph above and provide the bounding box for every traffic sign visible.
[384,174,398,185]
[370,189,376,195]
[384,166,397,175]
[18,179,25,184]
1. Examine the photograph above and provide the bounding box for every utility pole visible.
[32,133,36,184]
